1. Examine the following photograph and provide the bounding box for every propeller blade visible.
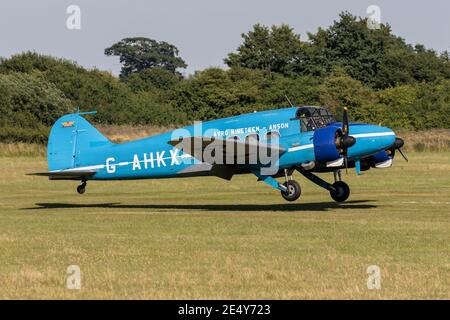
[337,107,354,174]
[398,148,409,162]
[388,137,408,162]
[344,156,348,174]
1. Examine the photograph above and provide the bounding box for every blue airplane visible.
[31,106,407,202]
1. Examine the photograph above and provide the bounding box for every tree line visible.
[1,12,449,143]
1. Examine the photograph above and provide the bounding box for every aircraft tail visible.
[47,112,112,171]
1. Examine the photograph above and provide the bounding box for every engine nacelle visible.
[313,126,341,162]
[368,150,392,168]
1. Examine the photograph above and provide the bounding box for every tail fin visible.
[47,113,112,171]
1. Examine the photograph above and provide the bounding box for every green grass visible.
[0,153,449,299]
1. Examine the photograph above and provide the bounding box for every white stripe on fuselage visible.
[286,132,394,153]
[351,132,395,138]
[287,144,314,152]
[50,153,192,173]
[50,164,105,172]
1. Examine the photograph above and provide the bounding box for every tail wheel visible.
[77,185,86,194]
[281,180,301,202]
[330,181,350,202]
[77,181,87,195]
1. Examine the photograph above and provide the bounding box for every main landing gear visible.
[77,180,87,194]
[329,181,350,202]
[299,169,350,202]
[280,170,301,202]
[253,169,301,202]
[254,168,350,203]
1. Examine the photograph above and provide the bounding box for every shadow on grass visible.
[25,200,376,212]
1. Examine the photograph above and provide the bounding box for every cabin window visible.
[265,131,280,141]
[245,134,259,143]
[227,136,240,141]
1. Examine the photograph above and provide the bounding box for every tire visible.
[281,180,301,202]
[330,181,350,202]
[77,185,86,194]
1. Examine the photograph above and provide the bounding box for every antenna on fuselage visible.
[284,95,295,107]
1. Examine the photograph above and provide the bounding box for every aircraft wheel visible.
[77,185,85,194]
[77,182,86,195]
[281,180,301,202]
[330,181,350,202]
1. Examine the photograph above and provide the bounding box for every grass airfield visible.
[0,153,448,299]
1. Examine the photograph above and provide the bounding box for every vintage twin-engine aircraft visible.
[31,106,407,202]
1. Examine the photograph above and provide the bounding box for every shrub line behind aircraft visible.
[30,106,407,202]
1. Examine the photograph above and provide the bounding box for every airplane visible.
[30,106,407,202]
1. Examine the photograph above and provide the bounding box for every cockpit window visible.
[296,107,336,132]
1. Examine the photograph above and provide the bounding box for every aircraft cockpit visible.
[295,106,336,132]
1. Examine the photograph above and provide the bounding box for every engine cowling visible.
[313,126,341,162]
[370,150,390,164]
[368,137,406,167]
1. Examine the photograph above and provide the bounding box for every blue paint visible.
[355,160,361,175]
[313,126,341,162]
[43,106,400,197]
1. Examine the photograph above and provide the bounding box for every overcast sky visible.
[0,0,449,76]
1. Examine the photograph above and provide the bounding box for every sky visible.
[0,0,449,76]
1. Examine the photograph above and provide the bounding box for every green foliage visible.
[125,68,181,92]
[318,13,450,88]
[227,12,450,89]
[0,126,49,144]
[1,11,450,144]
[169,67,322,121]
[225,24,304,76]
[170,67,275,120]
[0,52,134,123]
[0,71,71,143]
[105,37,187,77]
[0,52,185,142]
[318,74,374,119]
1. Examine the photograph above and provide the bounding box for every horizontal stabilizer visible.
[27,171,96,180]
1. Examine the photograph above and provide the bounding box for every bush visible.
[125,68,181,92]
[0,49,449,145]
[0,72,73,126]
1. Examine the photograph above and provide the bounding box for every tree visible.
[318,74,374,121]
[170,67,272,120]
[125,67,181,92]
[302,12,450,88]
[224,24,305,76]
[304,12,399,87]
[105,37,187,77]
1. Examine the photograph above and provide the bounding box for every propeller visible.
[398,148,409,162]
[389,137,408,162]
[335,107,356,172]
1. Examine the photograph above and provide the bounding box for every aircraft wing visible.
[27,170,96,180]
[168,136,285,165]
